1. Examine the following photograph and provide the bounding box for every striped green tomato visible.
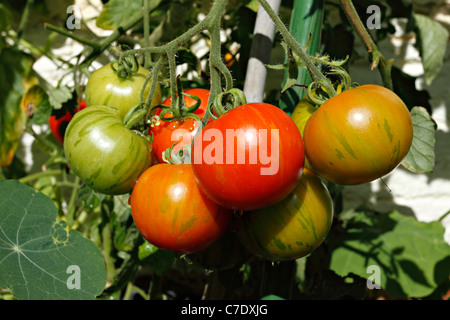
[84,62,161,118]
[234,169,333,261]
[64,105,153,195]
[303,84,413,185]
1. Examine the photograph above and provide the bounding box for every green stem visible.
[144,57,164,117]
[44,23,101,49]
[280,0,324,109]
[143,0,152,68]
[66,175,81,225]
[18,169,63,184]
[16,0,34,45]
[80,9,146,69]
[438,210,450,222]
[119,0,228,61]
[257,0,337,97]
[338,0,393,90]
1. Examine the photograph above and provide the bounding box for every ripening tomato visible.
[129,163,233,254]
[84,62,162,118]
[64,105,153,195]
[291,96,316,170]
[191,102,305,211]
[234,169,333,261]
[150,88,210,163]
[303,84,413,185]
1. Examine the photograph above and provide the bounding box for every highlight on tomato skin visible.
[190,102,305,212]
[302,84,413,185]
[129,163,233,254]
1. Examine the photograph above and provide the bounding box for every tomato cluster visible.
[63,61,412,262]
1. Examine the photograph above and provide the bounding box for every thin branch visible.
[338,0,393,90]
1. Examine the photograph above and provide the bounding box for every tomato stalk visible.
[155,76,203,122]
[208,88,248,119]
[257,0,338,98]
[279,0,324,110]
[44,23,102,50]
[338,0,394,90]
[15,0,34,45]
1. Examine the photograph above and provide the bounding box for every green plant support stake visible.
[280,0,325,112]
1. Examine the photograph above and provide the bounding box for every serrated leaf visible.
[0,180,107,300]
[96,0,162,30]
[96,0,142,30]
[78,184,106,210]
[111,195,140,252]
[329,209,450,298]
[48,86,72,110]
[401,106,437,173]
[413,13,449,85]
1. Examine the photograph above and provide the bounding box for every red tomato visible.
[129,163,233,254]
[49,100,87,144]
[149,88,210,163]
[191,102,305,211]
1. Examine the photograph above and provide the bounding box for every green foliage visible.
[0,180,107,300]
[0,47,34,166]
[412,13,449,85]
[328,208,450,298]
[402,107,437,173]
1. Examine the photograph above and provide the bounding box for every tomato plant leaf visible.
[47,86,72,110]
[0,47,36,167]
[96,0,162,30]
[328,209,450,298]
[111,195,140,252]
[401,106,437,174]
[22,85,52,125]
[412,13,449,85]
[0,180,107,300]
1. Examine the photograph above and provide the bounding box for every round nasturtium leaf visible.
[0,180,107,300]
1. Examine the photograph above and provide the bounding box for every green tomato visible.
[64,105,153,195]
[234,169,333,261]
[84,63,162,118]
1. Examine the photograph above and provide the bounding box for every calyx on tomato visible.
[148,80,211,163]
